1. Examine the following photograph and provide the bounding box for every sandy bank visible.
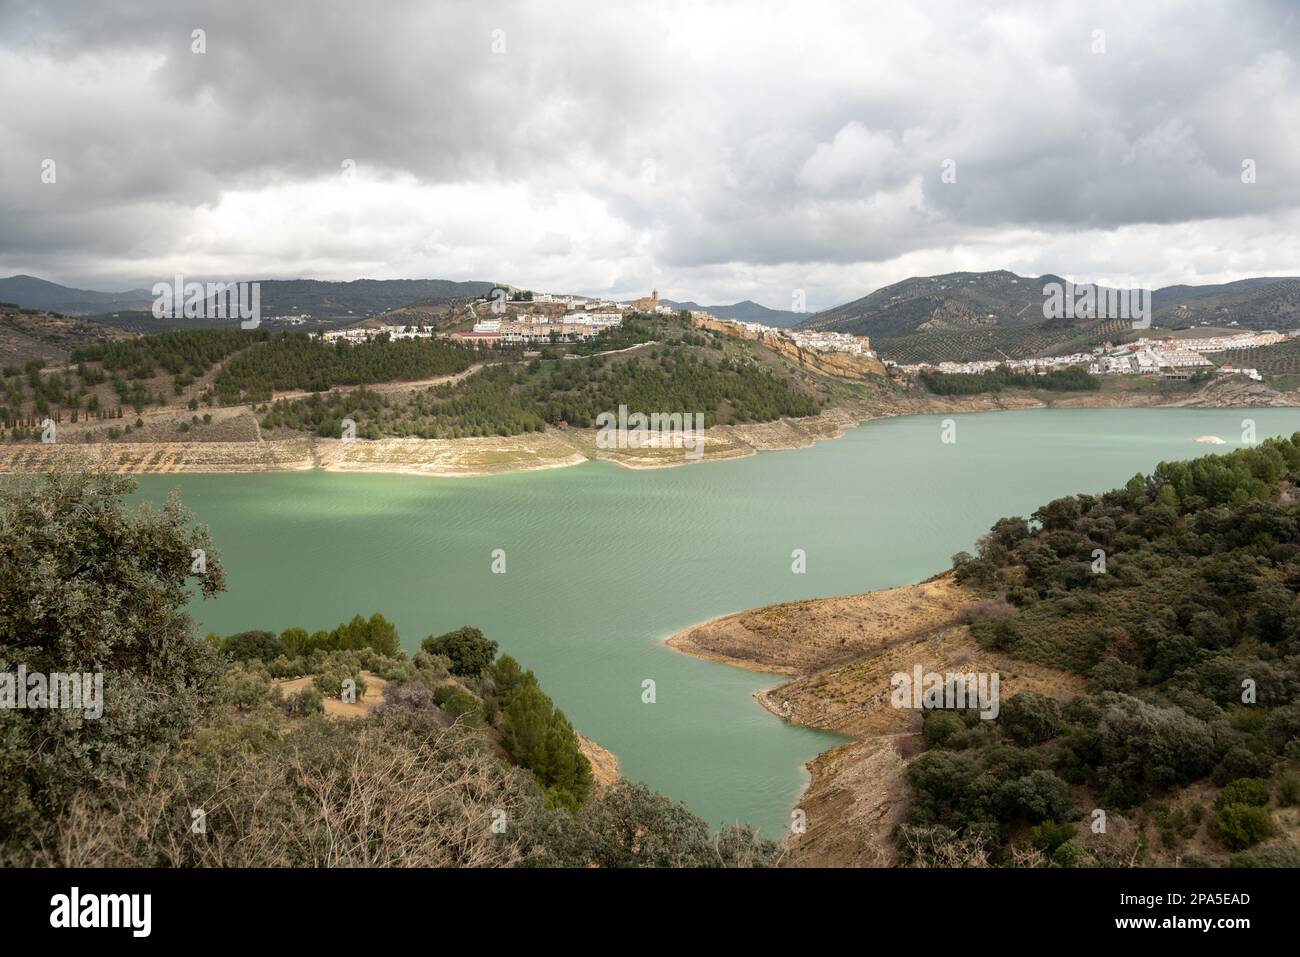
[665,573,1084,866]
[2,375,1294,478]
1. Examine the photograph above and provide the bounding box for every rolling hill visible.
[0,276,498,323]
[0,303,129,366]
[801,270,1300,363]
[0,275,154,315]
[1152,277,1300,330]
[661,298,803,327]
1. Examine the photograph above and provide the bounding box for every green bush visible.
[220,662,276,711]
[1050,839,1090,868]
[1212,745,1273,786]
[1228,842,1300,867]
[1088,656,1139,693]
[1000,692,1063,745]
[220,630,284,663]
[1030,821,1076,854]
[284,684,324,716]
[313,664,366,703]
[431,685,483,725]
[922,711,966,749]
[0,473,225,839]
[970,615,1019,651]
[1214,778,1270,811]
[422,626,498,677]
[1275,774,1300,807]
[1213,804,1274,850]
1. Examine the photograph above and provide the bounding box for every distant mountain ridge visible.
[802,270,1300,339]
[0,275,497,320]
[0,275,154,314]
[661,298,803,327]
[794,270,1300,364]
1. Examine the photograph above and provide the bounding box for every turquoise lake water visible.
[131,407,1300,836]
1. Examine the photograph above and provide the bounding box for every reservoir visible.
[132,407,1300,837]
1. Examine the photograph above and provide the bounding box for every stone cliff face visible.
[693,315,887,379]
[765,334,887,379]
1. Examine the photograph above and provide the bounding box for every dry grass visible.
[23,718,535,868]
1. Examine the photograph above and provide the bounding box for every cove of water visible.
[131,407,1300,837]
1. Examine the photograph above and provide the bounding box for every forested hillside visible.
[800,270,1300,363]
[260,344,823,439]
[211,334,477,403]
[907,437,1300,866]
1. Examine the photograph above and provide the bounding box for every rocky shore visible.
[3,374,1290,478]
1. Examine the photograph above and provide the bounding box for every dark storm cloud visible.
[0,0,1297,300]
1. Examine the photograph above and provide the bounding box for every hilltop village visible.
[322,287,879,362]
[309,284,1300,389]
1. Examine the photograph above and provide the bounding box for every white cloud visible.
[0,0,1297,310]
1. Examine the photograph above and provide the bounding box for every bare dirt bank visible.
[666,574,1084,866]
[576,732,621,796]
[2,374,1294,478]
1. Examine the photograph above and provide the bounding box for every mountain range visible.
[661,299,803,327]
[796,270,1300,363]
[0,275,496,321]
[800,270,1300,338]
[5,271,1299,362]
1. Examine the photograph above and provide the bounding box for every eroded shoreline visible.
[664,575,1085,866]
[2,376,1288,478]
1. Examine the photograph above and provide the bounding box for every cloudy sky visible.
[1,0,1297,310]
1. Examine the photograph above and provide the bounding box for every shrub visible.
[0,472,225,839]
[220,662,276,711]
[1214,778,1270,810]
[1050,839,1090,868]
[1212,745,1273,786]
[313,664,366,703]
[1092,695,1215,807]
[922,711,966,749]
[1030,821,1076,854]
[524,781,779,868]
[1089,656,1139,693]
[970,615,1020,651]
[431,685,482,725]
[267,654,307,679]
[1000,692,1063,746]
[958,598,1017,625]
[1275,774,1300,807]
[896,823,996,867]
[1228,843,1300,868]
[422,626,498,677]
[220,630,284,663]
[284,684,324,715]
[1213,804,1274,850]
[996,770,1077,824]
